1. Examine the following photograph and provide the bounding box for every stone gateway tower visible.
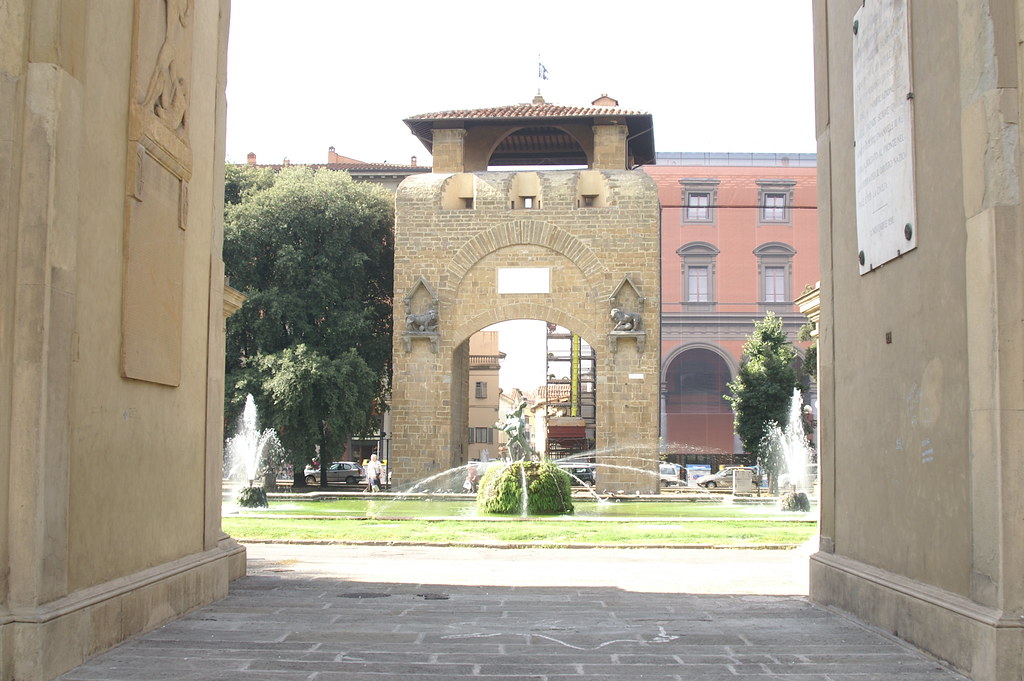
[392,95,661,491]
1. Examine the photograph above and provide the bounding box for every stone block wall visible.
[393,169,662,491]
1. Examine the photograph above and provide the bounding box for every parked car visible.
[556,461,596,486]
[304,461,365,485]
[695,466,761,490]
[779,464,818,490]
[659,463,687,487]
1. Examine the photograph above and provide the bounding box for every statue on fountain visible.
[480,397,573,515]
[496,397,533,461]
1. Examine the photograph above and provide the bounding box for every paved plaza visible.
[58,543,967,680]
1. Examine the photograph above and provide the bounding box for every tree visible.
[725,311,800,491]
[224,163,274,207]
[223,166,394,486]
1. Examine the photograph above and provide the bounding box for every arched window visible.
[677,242,720,309]
[753,242,797,312]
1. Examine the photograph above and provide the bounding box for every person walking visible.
[464,463,479,493]
[365,453,383,493]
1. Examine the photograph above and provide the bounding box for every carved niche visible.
[402,277,440,353]
[121,0,194,386]
[608,275,646,354]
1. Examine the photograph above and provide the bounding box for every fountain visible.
[224,394,282,509]
[761,388,813,511]
[475,398,574,515]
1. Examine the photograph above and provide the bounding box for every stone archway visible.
[391,168,661,491]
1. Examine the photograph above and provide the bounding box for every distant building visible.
[644,153,819,468]
[242,146,430,191]
[467,332,504,461]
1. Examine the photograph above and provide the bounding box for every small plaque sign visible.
[853,0,917,274]
[497,267,550,294]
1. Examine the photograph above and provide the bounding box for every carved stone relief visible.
[608,275,646,354]
[121,0,195,385]
[402,277,440,352]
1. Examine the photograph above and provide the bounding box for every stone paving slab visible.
[58,544,969,680]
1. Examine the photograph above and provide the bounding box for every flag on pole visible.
[538,60,549,80]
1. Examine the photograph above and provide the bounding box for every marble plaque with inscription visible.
[853,0,917,274]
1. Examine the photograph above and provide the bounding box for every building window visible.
[753,242,797,311]
[686,192,711,221]
[677,242,719,309]
[764,266,786,302]
[757,180,796,225]
[679,178,720,225]
[468,427,494,444]
[763,193,787,221]
[475,381,487,399]
[687,266,709,302]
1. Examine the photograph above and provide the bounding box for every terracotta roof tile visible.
[406,101,650,121]
[250,162,429,172]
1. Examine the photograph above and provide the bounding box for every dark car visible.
[557,462,596,486]
[304,461,365,485]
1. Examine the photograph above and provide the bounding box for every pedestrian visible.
[465,463,479,493]
[366,453,383,493]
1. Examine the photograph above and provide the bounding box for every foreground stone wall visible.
[0,3,243,679]
[811,1,1024,678]
[393,170,661,491]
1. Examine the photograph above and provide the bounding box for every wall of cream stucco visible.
[817,0,973,600]
[68,0,223,591]
[0,0,223,593]
[0,2,240,677]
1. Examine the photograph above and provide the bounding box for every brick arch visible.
[444,219,609,291]
[450,303,600,352]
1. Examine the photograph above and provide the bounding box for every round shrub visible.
[477,460,574,515]
[779,491,810,512]
[237,486,269,508]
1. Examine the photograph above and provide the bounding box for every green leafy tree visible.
[224,163,274,207]
[224,166,394,485]
[725,311,799,491]
[797,320,817,384]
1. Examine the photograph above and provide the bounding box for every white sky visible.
[224,1,817,391]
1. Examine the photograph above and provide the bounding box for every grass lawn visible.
[241,497,814,520]
[223,516,817,547]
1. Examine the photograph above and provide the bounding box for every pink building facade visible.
[645,153,819,467]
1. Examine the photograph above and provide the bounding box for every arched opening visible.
[487,126,589,168]
[663,346,736,468]
[457,318,598,471]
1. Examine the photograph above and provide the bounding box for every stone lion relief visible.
[610,307,642,332]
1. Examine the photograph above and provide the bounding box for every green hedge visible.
[237,486,269,508]
[477,461,574,515]
[780,491,810,512]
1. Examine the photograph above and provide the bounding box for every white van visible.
[659,463,685,486]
